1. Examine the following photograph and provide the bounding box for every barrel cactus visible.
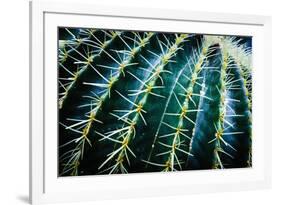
[58,28,252,176]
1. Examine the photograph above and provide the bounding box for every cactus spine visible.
[59,28,252,176]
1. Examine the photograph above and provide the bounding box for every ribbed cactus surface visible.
[58,28,252,176]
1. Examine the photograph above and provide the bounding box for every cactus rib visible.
[97,34,190,173]
[58,28,252,176]
[58,30,120,109]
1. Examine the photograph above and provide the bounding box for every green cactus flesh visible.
[58,28,252,176]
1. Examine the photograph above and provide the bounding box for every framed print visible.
[29,0,272,204]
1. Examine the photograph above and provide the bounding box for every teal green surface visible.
[58,28,252,176]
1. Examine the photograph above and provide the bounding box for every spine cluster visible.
[59,29,252,176]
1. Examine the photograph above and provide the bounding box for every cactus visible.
[58,28,252,176]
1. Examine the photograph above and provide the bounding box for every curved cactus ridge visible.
[58,28,252,176]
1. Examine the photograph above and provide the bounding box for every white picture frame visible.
[29,0,272,204]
